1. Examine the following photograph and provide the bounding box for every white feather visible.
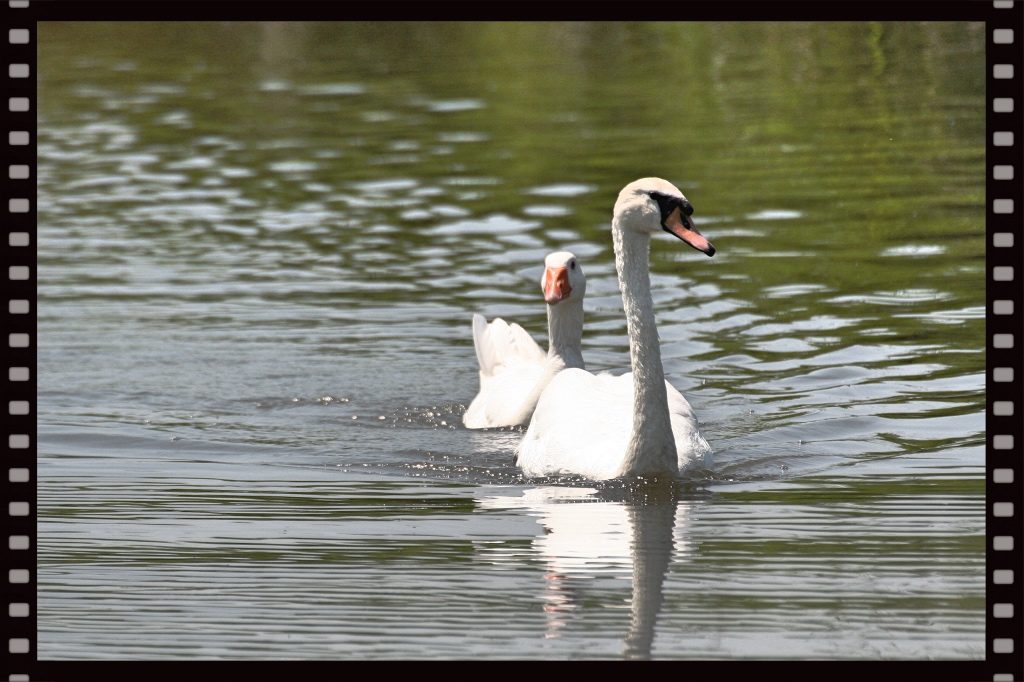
[516,369,709,479]
[472,315,545,378]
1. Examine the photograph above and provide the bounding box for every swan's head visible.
[541,251,586,305]
[613,177,715,256]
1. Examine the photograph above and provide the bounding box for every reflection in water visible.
[481,481,693,659]
[623,487,679,659]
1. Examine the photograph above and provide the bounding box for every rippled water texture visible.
[37,22,986,659]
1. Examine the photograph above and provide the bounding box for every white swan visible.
[463,251,586,429]
[516,178,714,479]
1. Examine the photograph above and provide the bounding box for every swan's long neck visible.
[546,298,585,370]
[613,224,677,476]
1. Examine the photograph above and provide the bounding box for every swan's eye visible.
[649,190,684,225]
[681,201,694,217]
[570,261,576,270]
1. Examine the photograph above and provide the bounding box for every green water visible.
[36,21,985,659]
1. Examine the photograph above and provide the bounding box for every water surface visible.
[37,21,986,659]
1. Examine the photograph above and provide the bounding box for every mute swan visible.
[516,178,714,479]
[463,251,587,429]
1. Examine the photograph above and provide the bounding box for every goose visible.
[516,178,714,479]
[463,251,587,429]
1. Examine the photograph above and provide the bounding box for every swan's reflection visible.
[480,482,694,659]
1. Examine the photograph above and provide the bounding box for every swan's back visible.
[516,369,710,479]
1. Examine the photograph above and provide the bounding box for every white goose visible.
[516,178,714,479]
[463,251,586,429]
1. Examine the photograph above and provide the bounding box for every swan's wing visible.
[665,379,712,468]
[517,371,711,476]
[664,380,695,421]
[516,369,636,479]
[471,314,545,378]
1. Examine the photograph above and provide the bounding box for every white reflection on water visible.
[480,484,695,659]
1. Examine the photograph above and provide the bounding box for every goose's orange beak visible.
[663,207,715,257]
[543,266,572,304]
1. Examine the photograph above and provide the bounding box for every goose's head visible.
[541,251,586,305]
[613,177,715,256]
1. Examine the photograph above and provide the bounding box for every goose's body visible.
[517,178,714,479]
[463,252,586,429]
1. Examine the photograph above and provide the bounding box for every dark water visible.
[36,21,986,659]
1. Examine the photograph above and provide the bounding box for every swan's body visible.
[516,369,709,479]
[517,178,714,479]
[463,252,586,429]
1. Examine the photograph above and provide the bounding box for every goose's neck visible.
[546,298,585,370]
[504,297,585,428]
[613,225,677,476]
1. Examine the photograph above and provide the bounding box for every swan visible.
[463,251,587,429]
[516,178,714,479]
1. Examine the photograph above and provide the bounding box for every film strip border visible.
[5,1,35,680]
[989,2,1024,681]
[1,3,1022,682]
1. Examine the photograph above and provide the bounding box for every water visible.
[36,21,986,659]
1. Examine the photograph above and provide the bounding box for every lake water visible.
[36,21,987,659]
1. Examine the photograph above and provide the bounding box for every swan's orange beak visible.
[663,207,715,257]
[543,266,572,304]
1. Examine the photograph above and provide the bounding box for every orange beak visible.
[663,206,715,257]
[543,266,572,304]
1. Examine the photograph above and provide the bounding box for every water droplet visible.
[378,415,386,420]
